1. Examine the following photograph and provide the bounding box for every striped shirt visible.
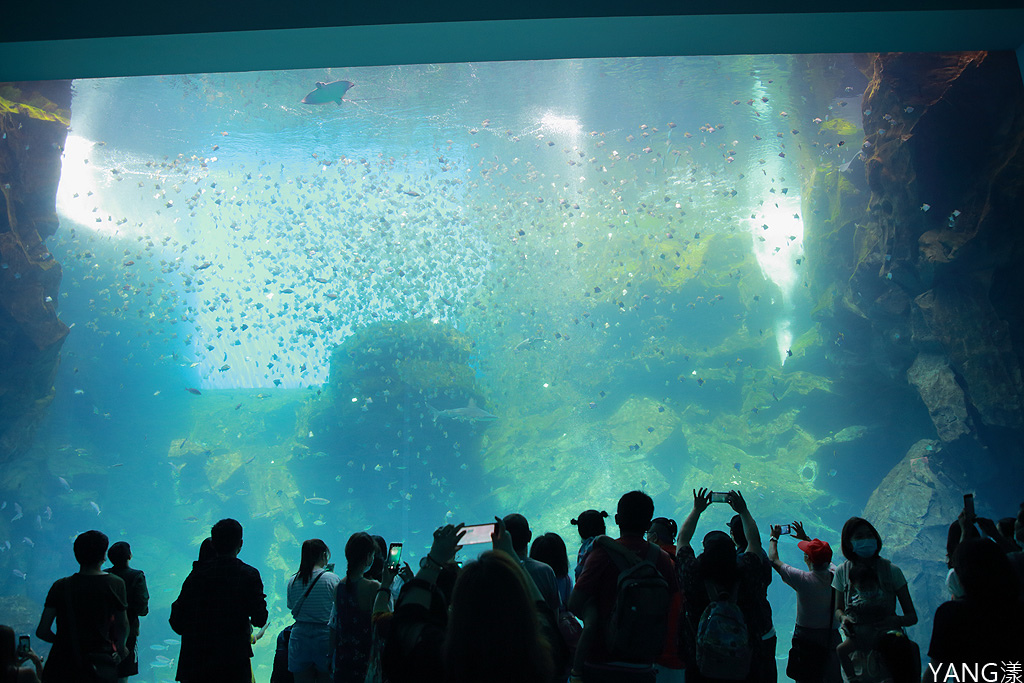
[287,568,341,623]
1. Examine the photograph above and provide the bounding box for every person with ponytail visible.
[571,509,608,580]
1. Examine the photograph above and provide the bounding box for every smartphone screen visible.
[17,635,29,657]
[459,523,496,545]
[964,493,975,518]
[710,491,729,504]
[387,543,402,568]
[780,524,791,535]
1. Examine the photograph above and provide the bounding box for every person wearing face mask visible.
[831,518,917,683]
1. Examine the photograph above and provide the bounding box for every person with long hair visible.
[382,519,558,683]
[287,539,341,683]
[0,626,42,683]
[832,517,917,683]
[443,536,554,683]
[529,533,572,610]
[329,532,380,683]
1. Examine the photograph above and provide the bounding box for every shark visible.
[301,80,354,105]
[427,399,498,422]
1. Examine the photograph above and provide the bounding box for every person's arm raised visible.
[373,561,408,616]
[729,490,762,556]
[399,523,464,610]
[767,525,785,573]
[678,487,712,548]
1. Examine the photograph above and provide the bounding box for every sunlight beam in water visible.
[538,112,582,138]
[57,134,122,235]
[750,198,803,364]
[744,78,805,365]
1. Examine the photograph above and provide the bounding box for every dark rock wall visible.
[809,51,1024,461]
[0,81,72,462]
[807,51,1024,648]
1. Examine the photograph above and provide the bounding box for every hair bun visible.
[600,511,608,518]
[570,518,579,525]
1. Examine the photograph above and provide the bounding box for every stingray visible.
[301,80,354,105]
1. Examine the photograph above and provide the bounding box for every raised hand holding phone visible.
[386,543,403,569]
[428,523,465,566]
[491,516,517,558]
[963,493,975,521]
[16,635,30,662]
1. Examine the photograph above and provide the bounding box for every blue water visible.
[0,55,974,680]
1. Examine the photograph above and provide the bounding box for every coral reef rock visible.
[806,51,1024,475]
[906,353,973,443]
[0,81,72,463]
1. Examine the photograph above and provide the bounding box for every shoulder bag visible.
[270,570,326,683]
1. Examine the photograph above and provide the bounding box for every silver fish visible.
[427,399,498,422]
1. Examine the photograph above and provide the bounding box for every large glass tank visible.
[1,52,1023,680]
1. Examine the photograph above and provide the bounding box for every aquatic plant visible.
[0,85,70,125]
[818,117,859,136]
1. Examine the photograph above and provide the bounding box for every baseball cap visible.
[797,538,833,565]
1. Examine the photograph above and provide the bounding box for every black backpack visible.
[601,538,671,662]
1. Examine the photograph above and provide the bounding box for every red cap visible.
[797,538,832,565]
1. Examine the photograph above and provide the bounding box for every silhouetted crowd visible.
[3,492,1023,683]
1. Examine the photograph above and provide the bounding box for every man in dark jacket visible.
[170,518,269,683]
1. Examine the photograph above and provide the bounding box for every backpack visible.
[602,538,671,662]
[696,581,752,680]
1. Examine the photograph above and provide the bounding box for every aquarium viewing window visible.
[3,7,1024,682]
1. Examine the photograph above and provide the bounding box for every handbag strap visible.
[291,569,325,619]
[828,568,835,630]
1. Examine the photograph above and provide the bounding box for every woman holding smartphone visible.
[0,626,42,683]
[288,539,341,683]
